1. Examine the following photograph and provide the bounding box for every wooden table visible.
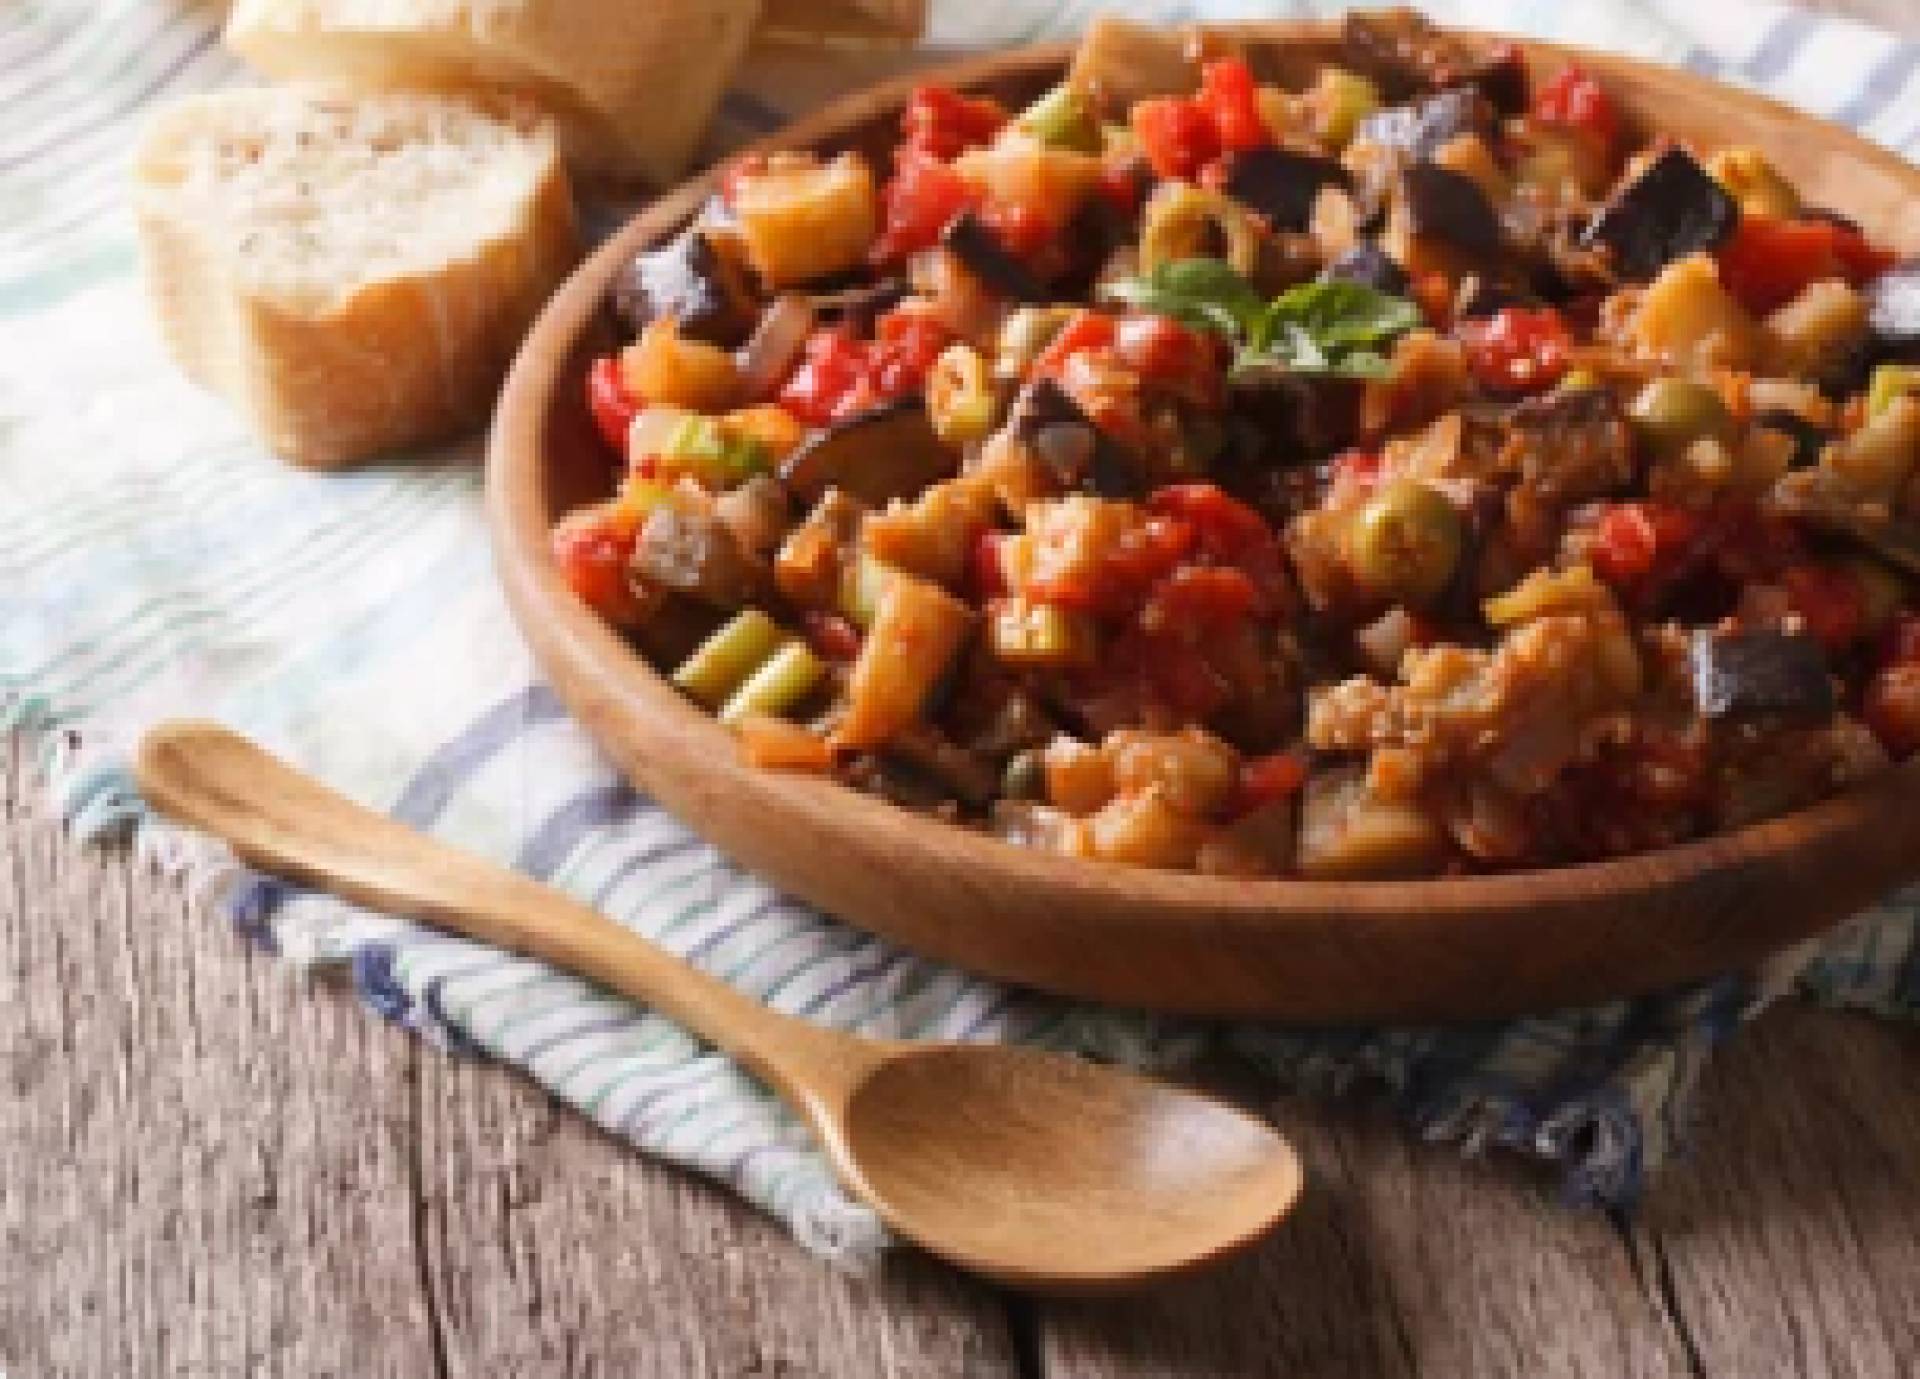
[7,3,1920,1370]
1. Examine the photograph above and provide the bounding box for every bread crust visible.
[134,92,579,469]
[223,0,764,183]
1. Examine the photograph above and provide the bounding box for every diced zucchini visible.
[672,609,785,709]
[1307,67,1380,151]
[664,415,771,487]
[839,550,898,629]
[988,598,1098,669]
[926,343,999,445]
[719,639,828,725]
[1869,364,1920,418]
[1017,83,1102,153]
[625,405,695,467]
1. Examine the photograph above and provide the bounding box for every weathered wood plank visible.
[0,739,442,1378]
[0,738,1018,1377]
[1037,1092,1691,1379]
[1630,1010,1920,1379]
[407,997,1018,1376]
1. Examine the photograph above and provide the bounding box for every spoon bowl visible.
[135,721,1303,1291]
[820,1043,1302,1290]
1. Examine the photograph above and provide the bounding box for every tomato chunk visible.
[1459,307,1572,395]
[871,149,979,265]
[1589,502,1701,585]
[1231,751,1308,817]
[1195,58,1267,153]
[1149,484,1290,615]
[553,500,649,626]
[1781,563,1866,651]
[1866,663,1920,756]
[902,84,1008,162]
[1114,314,1223,407]
[1715,215,1896,315]
[587,355,641,454]
[1531,66,1621,152]
[1132,97,1222,181]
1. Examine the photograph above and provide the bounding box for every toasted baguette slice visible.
[223,0,763,183]
[133,88,578,469]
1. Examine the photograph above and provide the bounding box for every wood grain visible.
[0,738,1014,1377]
[1038,1093,1693,1379]
[490,24,1920,1024]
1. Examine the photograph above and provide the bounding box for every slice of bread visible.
[223,0,764,184]
[133,87,579,469]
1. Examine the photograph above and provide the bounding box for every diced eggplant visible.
[1217,147,1351,233]
[1341,9,1528,111]
[1013,378,1145,499]
[779,398,955,509]
[1400,162,1503,258]
[806,277,910,334]
[1318,242,1411,296]
[1579,147,1739,282]
[1224,368,1364,465]
[1352,88,1494,160]
[630,505,774,611]
[1752,408,1831,469]
[1866,259,1920,360]
[1690,629,1835,722]
[941,211,1047,302]
[611,227,755,347]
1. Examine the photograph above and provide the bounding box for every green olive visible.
[1348,479,1464,605]
[1630,377,1736,463]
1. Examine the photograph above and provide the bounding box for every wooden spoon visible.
[136,721,1304,1291]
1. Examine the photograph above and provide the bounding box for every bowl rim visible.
[488,21,1920,930]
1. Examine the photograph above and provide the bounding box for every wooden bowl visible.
[489,24,1920,1022]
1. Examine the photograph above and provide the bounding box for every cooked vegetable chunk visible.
[1581,147,1739,281]
[561,20,1920,878]
[834,574,975,750]
[733,152,879,288]
[1690,630,1834,722]
[1398,162,1503,258]
[611,227,755,347]
[780,398,957,507]
[942,211,1047,301]
[1218,147,1350,232]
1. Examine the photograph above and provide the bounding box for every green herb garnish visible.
[1104,259,1422,381]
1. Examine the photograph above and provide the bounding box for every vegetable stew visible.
[553,10,1920,880]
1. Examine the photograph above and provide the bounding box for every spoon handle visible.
[136,721,864,1101]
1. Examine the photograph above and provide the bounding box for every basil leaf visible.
[1102,258,1267,340]
[1265,280,1423,349]
[1108,257,1420,379]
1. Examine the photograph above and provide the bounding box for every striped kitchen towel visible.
[5,0,1918,1268]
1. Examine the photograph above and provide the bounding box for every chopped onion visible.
[735,295,816,401]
